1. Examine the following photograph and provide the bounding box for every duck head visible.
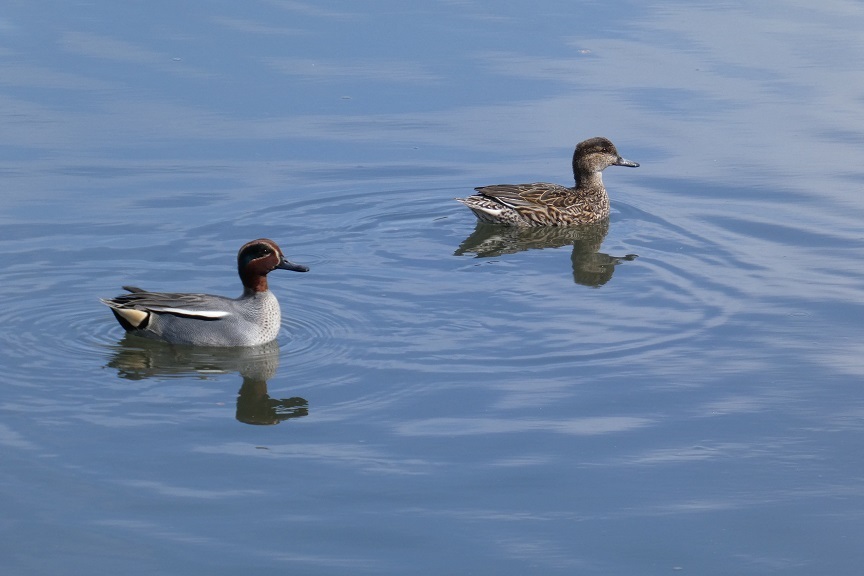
[238,238,308,293]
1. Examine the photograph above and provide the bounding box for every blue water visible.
[3,1,864,574]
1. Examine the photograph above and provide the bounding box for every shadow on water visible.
[105,336,308,425]
[454,220,637,287]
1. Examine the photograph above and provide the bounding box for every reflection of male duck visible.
[106,336,307,425]
[455,220,636,287]
[236,379,308,425]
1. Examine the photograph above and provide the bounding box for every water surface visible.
[2,1,864,574]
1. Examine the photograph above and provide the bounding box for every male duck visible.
[101,239,308,347]
[456,137,639,226]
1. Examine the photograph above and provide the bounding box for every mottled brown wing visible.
[474,183,574,208]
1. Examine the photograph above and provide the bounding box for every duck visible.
[101,238,308,347]
[456,137,639,226]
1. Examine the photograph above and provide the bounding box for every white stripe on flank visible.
[157,307,231,318]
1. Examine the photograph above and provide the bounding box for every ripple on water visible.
[0,185,748,397]
[222,187,748,380]
[0,277,115,386]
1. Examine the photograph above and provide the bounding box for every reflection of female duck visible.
[106,337,307,425]
[455,220,636,287]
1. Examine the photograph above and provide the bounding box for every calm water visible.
[3,1,864,574]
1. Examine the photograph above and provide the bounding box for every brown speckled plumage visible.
[456,137,639,226]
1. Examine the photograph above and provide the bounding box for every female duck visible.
[101,239,308,347]
[456,137,639,226]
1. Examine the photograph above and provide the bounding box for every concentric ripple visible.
[0,183,748,401]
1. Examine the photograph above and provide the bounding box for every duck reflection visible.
[106,336,308,425]
[455,220,636,287]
